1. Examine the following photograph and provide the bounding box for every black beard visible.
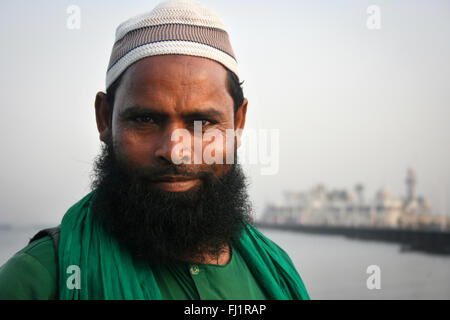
[89,142,252,266]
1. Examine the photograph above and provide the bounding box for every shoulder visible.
[0,235,57,299]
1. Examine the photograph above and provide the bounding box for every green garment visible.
[0,190,310,300]
[0,236,57,299]
[152,244,268,299]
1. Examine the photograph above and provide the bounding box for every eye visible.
[133,116,155,124]
[195,119,214,126]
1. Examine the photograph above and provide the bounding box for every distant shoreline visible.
[254,222,450,256]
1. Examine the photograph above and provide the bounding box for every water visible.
[1,226,449,299]
[258,228,450,299]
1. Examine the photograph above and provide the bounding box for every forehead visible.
[115,55,233,114]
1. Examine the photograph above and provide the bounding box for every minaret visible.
[355,183,365,206]
[406,167,417,203]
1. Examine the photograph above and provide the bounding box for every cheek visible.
[199,128,236,165]
[113,128,156,168]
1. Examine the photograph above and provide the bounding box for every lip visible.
[151,176,201,192]
[151,175,197,182]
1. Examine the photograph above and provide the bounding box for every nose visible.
[154,122,192,165]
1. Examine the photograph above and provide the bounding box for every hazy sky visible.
[0,0,449,225]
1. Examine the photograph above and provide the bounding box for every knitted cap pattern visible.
[106,0,239,89]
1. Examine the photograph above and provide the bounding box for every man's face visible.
[106,55,243,192]
[92,55,250,264]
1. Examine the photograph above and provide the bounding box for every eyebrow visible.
[119,105,167,120]
[119,105,225,120]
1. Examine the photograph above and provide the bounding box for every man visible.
[0,0,309,300]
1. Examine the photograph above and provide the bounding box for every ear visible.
[94,92,112,144]
[234,98,248,148]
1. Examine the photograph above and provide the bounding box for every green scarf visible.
[59,191,310,300]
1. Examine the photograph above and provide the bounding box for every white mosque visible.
[260,168,448,230]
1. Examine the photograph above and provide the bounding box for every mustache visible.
[96,141,227,190]
[124,163,216,182]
